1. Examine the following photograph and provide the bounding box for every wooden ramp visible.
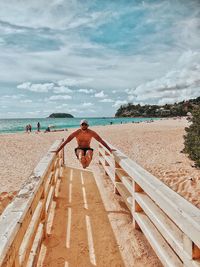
[40,166,125,267]
[0,140,199,267]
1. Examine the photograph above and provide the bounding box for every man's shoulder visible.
[72,129,81,135]
[88,129,97,135]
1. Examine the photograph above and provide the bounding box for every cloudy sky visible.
[0,0,200,118]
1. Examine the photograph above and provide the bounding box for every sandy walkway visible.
[42,167,126,267]
[41,166,162,267]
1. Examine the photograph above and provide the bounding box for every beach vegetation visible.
[183,106,200,168]
[115,97,200,118]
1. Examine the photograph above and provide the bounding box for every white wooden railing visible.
[98,141,200,267]
[0,140,64,267]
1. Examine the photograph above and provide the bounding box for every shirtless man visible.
[52,119,112,168]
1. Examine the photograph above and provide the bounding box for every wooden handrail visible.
[0,139,64,267]
[99,141,200,267]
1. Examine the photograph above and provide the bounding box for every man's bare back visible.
[53,119,112,169]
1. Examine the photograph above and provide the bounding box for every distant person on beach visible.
[44,126,50,133]
[37,122,41,132]
[25,125,29,133]
[52,119,113,169]
[29,124,32,132]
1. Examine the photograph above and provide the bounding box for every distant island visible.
[48,113,74,118]
[115,97,200,117]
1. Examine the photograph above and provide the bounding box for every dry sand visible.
[0,117,199,209]
[0,118,199,266]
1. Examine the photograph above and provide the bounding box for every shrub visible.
[183,107,200,168]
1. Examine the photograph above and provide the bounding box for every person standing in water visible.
[37,122,41,132]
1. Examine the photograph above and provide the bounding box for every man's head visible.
[80,119,89,130]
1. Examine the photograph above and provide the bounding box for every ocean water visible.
[0,117,156,134]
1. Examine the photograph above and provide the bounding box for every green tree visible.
[183,107,200,167]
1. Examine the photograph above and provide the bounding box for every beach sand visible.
[0,117,199,209]
[0,118,199,266]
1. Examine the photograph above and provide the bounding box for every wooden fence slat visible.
[26,223,44,267]
[45,186,54,215]
[119,175,132,194]
[19,201,43,266]
[115,182,132,211]
[99,157,115,183]
[135,212,183,267]
[135,193,200,267]
[44,172,53,196]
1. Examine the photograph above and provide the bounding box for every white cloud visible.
[17,82,54,92]
[127,95,135,101]
[49,95,72,100]
[125,89,132,94]
[0,2,116,31]
[55,105,62,110]
[53,86,73,94]
[58,78,92,87]
[112,100,127,108]
[20,99,32,103]
[128,50,200,104]
[67,12,108,30]
[26,111,40,115]
[94,90,107,98]
[17,81,74,94]
[7,111,18,115]
[0,1,76,30]
[89,109,96,113]
[0,94,24,100]
[78,88,94,94]
[58,78,79,87]
[99,98,114,103]
[82,102,94,107]
[68,108,78,112]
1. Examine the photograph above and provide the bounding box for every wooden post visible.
[98,145,107,175]
[98,144,103,165]
[61,138,65,166]
[192,244,200,260]
[52,158,58,186]
[41,190,47,239]
[183,235,200,260]
[62,147,65,166]
[132,181,143,230]
[105,150,110,176]
[98,144,102,165]
[114,162,121,194]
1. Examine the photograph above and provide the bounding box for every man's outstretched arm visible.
[92,131,112,152]
[52,130,78,154]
